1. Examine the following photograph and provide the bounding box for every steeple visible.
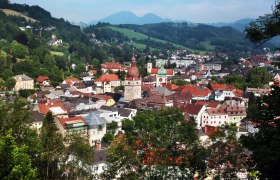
[127,51,139,78]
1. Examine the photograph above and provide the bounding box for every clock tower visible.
[124,54,142,101]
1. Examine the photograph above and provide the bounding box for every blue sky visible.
[10,0,275,23]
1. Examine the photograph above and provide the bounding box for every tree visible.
[172,78,189,86]
[0,130,37,179]
[104,109,208,179]
[74,63,86,75]
[9,41,28,59]
[246,67,272,88]
[4,77,15,91]
[208,125,249,179]
[241,85,280,179]
[245,0,280,46]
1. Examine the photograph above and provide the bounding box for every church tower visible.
[124,54,142,101]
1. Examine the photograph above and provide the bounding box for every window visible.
[98,125,102,131]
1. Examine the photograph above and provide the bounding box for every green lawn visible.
[50,51,64,56]
[109,26,186,49]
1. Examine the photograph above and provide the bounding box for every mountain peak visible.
[89,11,170,25]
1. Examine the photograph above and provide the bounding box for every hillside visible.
[118,23,254,52]
[0,9,38,22]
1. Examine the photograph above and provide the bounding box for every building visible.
[199,63,222,71]
[13,74,34,92]
[84,111,107,146]
[124,55,142,101]
[156,67,168,87]
[36,76,51,86]
[100,61,126,73]
[95,74,121,94]
[55,116,88,138]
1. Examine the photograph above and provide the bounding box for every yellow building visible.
[13,74,34,91]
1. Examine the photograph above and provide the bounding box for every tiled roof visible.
[95,74,120,82]
[182,103,204,115]
[64,77,80,86]
[164,83,178,91]
[32,111,44,122]
[101,62,125,69]
[94,94,113,101]
[36,76,49,83]
[14,74,33,81]
[181,85,211,97]
[195,101,220,108]
[57,116,86,129]
[38,101,67,115]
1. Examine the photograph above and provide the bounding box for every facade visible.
[200,63,222,71]
[156,59,194,68]
[95,74,121,94]
[13,74,34,91]
[100,61,126,73]
[84,111,107,146]
[124,55,142,101]
[156,67,168,87]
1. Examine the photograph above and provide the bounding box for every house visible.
[33,101,68,118]
[93,94,116,106]
[201,108,229,128]
[55,116,88,137]
[181,85,212,100]
[199,62,222,71]
[84,111,107,146]
[46,90,64,99]
[30,111,44,132]
[13,74,34,92]
[36,76,51,86]
[95,74,121,94]
[181,103,207,129]
[100,61,126,73]
[62,77,80,86]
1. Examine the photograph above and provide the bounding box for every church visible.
[124,54,142,101]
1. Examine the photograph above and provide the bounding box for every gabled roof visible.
[95,74,120,82]
[63,77,80,86]
[117,107,133,117]
[164,83,178,91]
[36,76,49,83]
[84,111,106,128]
[14,74,33,81]
[94,94,113,102]
[38,101,67,115]
[181,85,211,97]
[195,101,220,108]
[101,61,125,69]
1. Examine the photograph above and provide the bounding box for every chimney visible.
[95,140,101,150]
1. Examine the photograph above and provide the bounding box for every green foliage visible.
[18,89,35,98]
[4,77,15,90]
[102,133,114,143]
[104,109,207,179]
[0,130,37,179]
[172,78,189,86]
[9,40,28,58]
[209,124,249,179]
[114,85,124,92]
[246,67,272,87]
[245,0,280,45]
[241,85,280,179]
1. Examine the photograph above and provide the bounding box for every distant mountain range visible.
[89,11,171,25]
[208,18,254,31]
[88,11,254,32]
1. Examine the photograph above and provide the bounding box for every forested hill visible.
[117,23,254,52]
[0,0,87,43]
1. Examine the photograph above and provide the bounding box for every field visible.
[50,51,64,56]
[109,26,186,49]
[0,9,38,23]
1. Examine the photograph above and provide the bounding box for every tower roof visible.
[127,54,139,79]
[157,66,167,75]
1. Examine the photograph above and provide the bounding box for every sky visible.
[10,0,276,23]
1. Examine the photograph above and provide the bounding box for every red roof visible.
[181,85,211,97]
[57,116,85,129]
[182,103,204,115]
[195,101,220,108]
[95,74,120,82]
[64,77,80,86]
[94,94,113,101]
[36,76,49,83]
[101,62,125,69]
[38,101,67,115]
[211,83,226,91]
[203,125,219,137]
[164,83,178,91]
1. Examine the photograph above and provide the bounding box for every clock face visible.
[159,78,163,82]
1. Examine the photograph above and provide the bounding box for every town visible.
[1,0,280,179]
